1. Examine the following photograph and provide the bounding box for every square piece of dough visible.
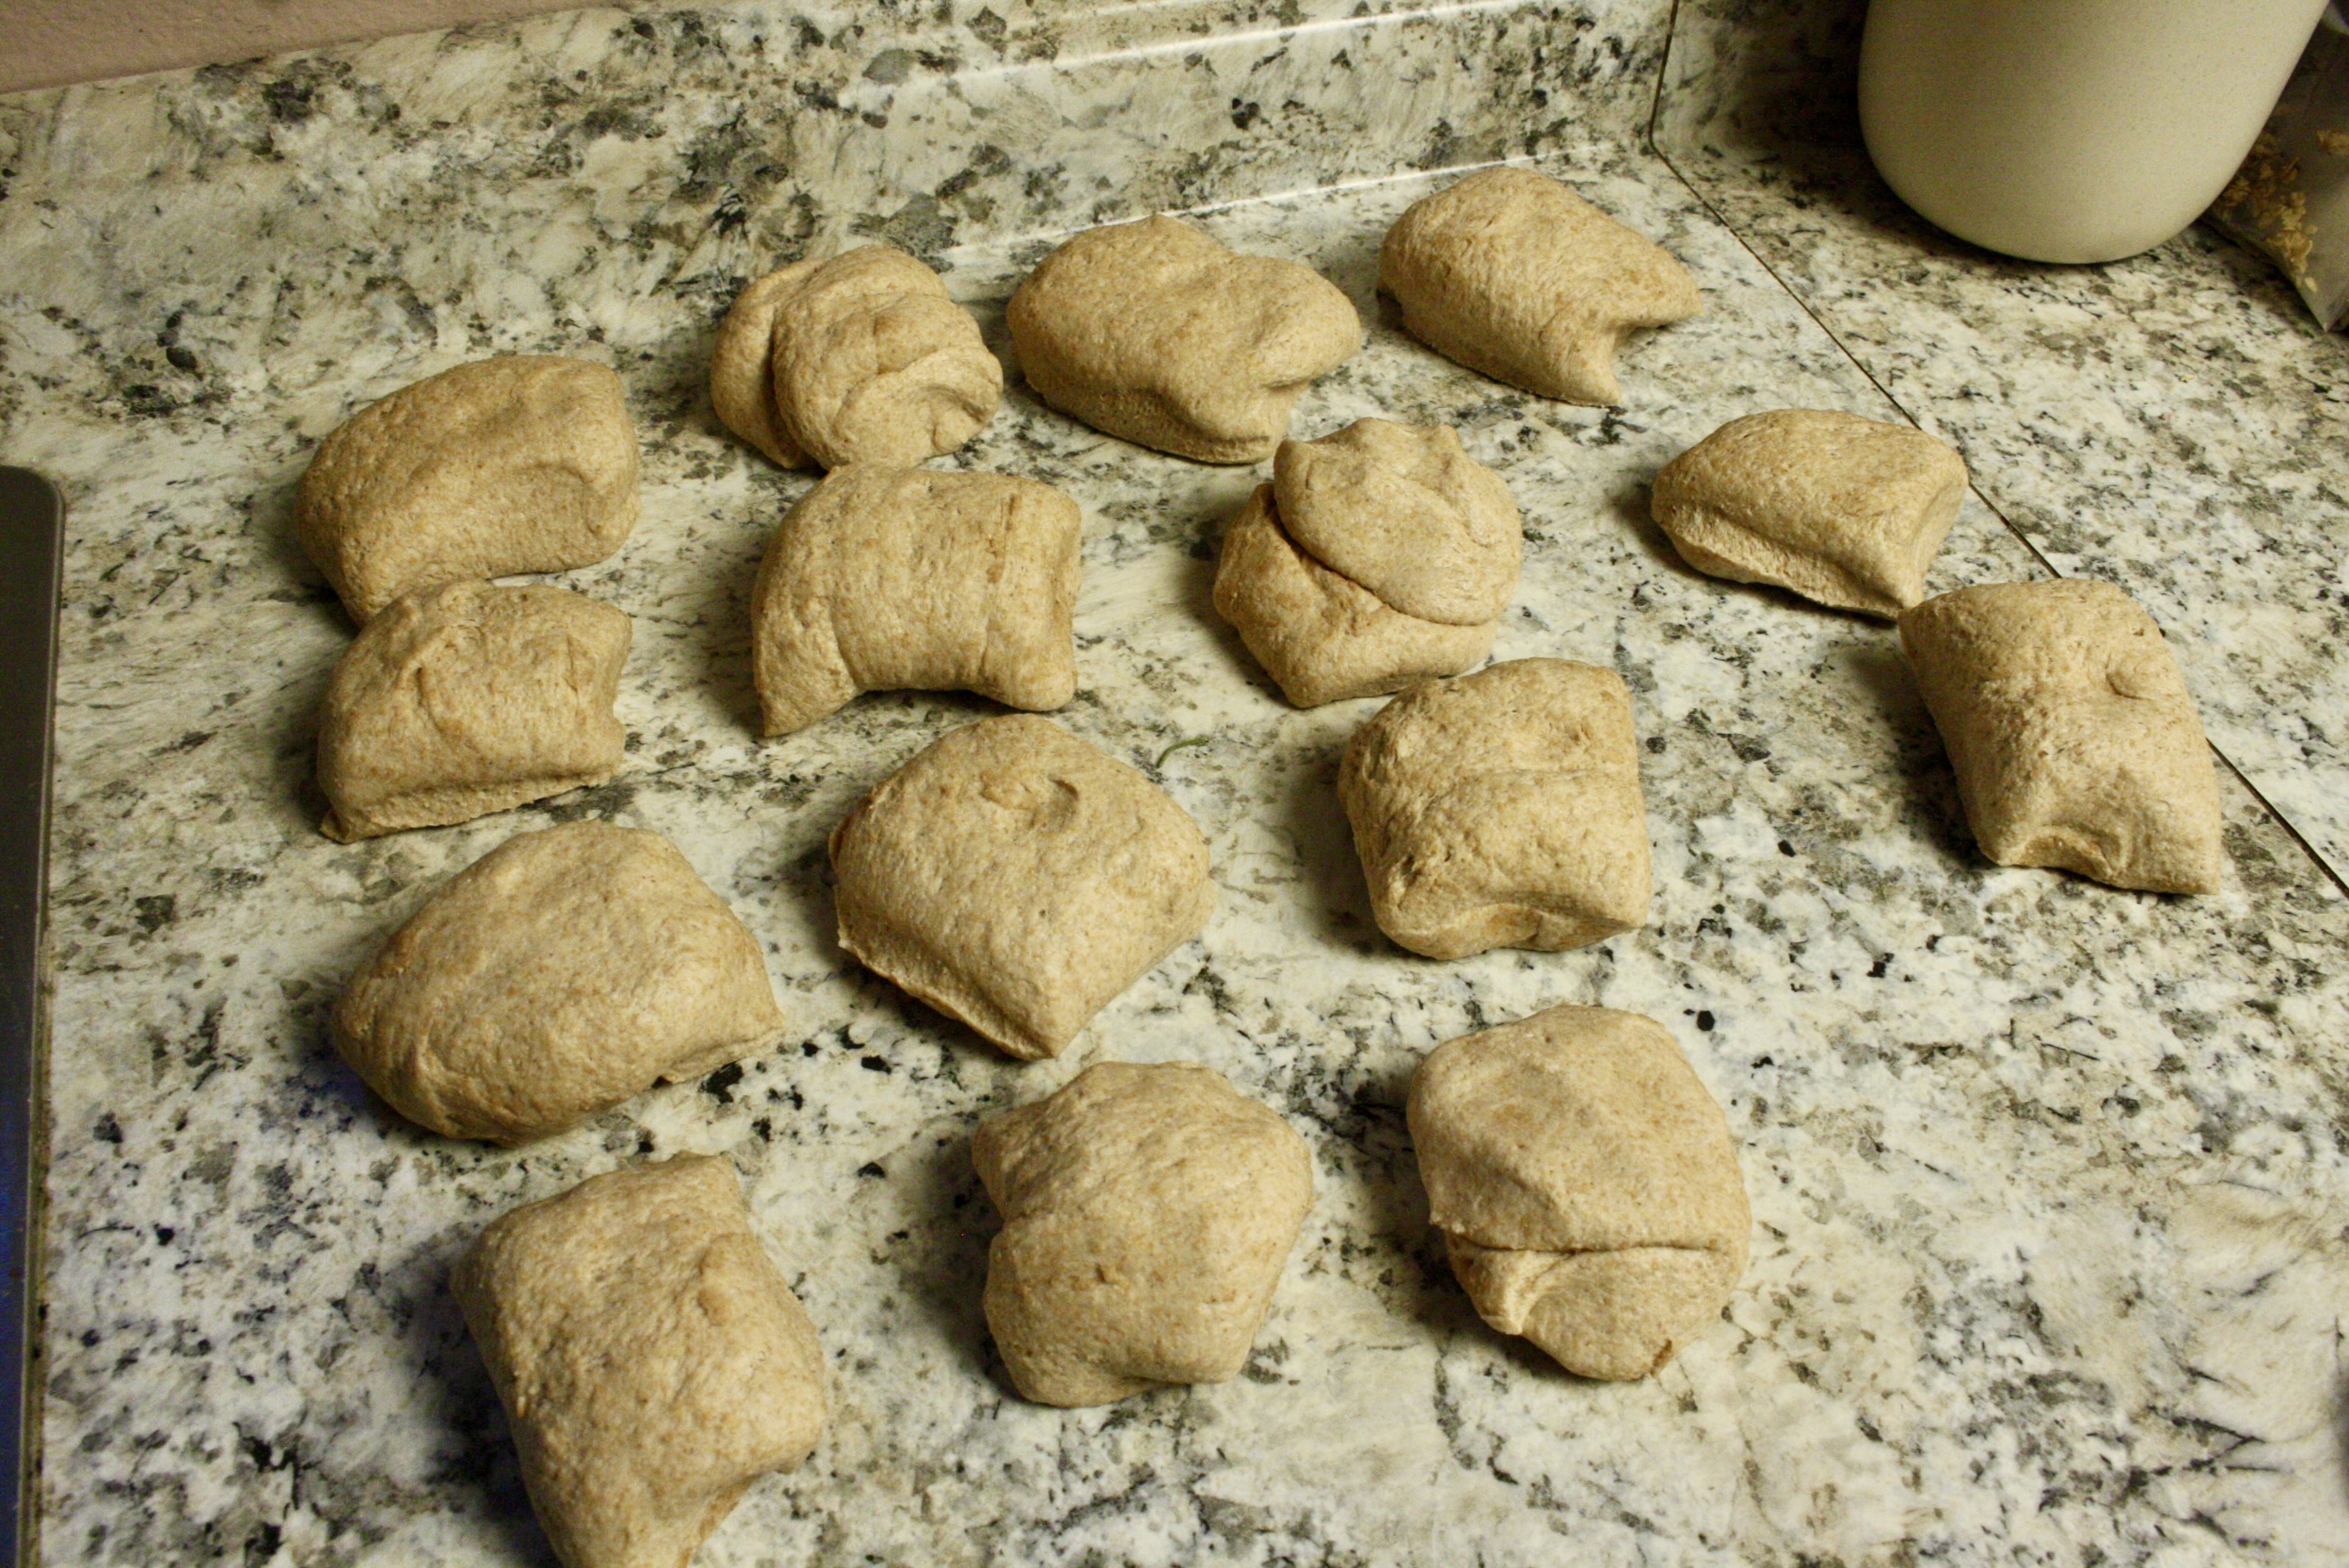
[316,580,629,842]
[334,821,787,1143]
[1409,1004,1749,1380]
[710,245,1002,470]
[1007,215,1361,463]
[1340,658,1651,958]
[298,355,639,622]
[454,1156,827,1568]
[1899,579,2225,893]
[1378,167,1702,406]
[829,716,1214,1060]
[752,465,1082,736]
[1652,409,1968,619]
[974,1060,1313,1406]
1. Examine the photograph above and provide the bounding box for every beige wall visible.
[0,0,598,95]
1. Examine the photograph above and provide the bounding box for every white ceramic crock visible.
[1859,0,2331,263]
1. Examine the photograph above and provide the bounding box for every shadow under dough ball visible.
[333,820,787,1143]
[828,715,1215,1061]
[1378,165,1702,406]
[1408,1004,1751,1380]
[297,354,640,622]
[1340,658,1652,959]
[314,579,629,842]
[1006,214,1362,463]
[454,1157,827,1568]
[973,1060,1313,1407]
[711,244,1003,470]
[1899,578,2225,893]
[750,465,1082,736]
[1651,408,1969,620]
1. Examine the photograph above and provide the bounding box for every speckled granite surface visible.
[3,2,2347,1565]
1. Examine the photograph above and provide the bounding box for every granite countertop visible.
[3,1,2346,1564]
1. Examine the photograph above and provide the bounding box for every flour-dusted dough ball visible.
[829,716,1214,1060]
[973,1061,1313,1406]
[1006,215,1362,463]
[298,356,640,622]
[752,465,1082,736]
[1652,410,1969,619]
[1213,485,1495,707]
[1379,167,1703,406]
[334,821,787,1143]
[454,1157,827,1568]
[316,580,629,842]
[1409,1005,1749,1380]
[1275,417,1522,627]
[1899,579,2225,893]
[1340,659,1650,959]
[711,244,1003,470]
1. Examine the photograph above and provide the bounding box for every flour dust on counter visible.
[4,0,2348,1565]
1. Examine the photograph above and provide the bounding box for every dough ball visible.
[973,1060,1313,1406]
[316,580,629,842]
[298,355,639,622]
[752,465,1083,736]
[711,244,1003,470]
[454,1156,826,1568]
[1652,409,1968,619]
[1899,579,2224,893]
[1378,167,1702,406]
[1212,485,1496,708]
[1006,215,1361,463]
[1340,658,1650,959]
[1275,417,1522,626]
[828,716,1214,1061]
[1408,1005,1749,1380]
[334,821,788,1143]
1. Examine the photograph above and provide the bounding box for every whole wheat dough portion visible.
[1213,485,1494,706]
[454,1157,826,1568]
[1652,410,1968,618]
[334,821,787,1143]
[298,355,640,622]
[1899,579,2224,893]
[711,245,1002,470]
[829,716,1214,1060]
[1379,167,1703,406]
[316,580,629,842]
[1340,659,1651,958]
[973,1061,1313,1406]
[1006,216,1361,463]
[1409,1005,1749,1380]
[1274,418,1522,626]
[752,465,1083,736]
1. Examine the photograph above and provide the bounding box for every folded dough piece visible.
[298,355,640,622]
[1652,410,1968,618]
[1007,215,1361,463]
[317,580,629,842]
[1408,1004,1749,1380]
[1214,485,1496,707]
[1340,658,1650,958]
[751,465,1083,736]
[1379,167,1702,406]
[1215,418,1519,705]
[829,716,1214,1060]
[334,821,787,1143]
[454,1157,827,1568]
[1899,579,2225,893]
[711,245,1003,470]
[973,1061,1313,1406]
